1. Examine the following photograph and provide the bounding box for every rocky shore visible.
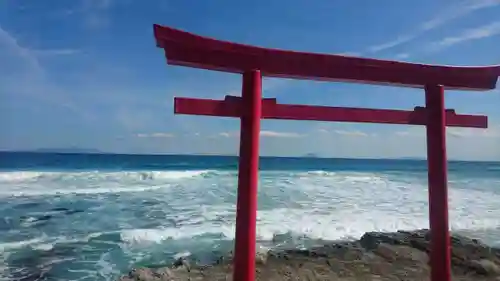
[118,229,500,281]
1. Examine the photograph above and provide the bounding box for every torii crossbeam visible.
[153,24,499,281]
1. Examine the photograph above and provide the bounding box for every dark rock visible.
[469,259,500,275]
[256,250,268,265]
[118,229,500,281]
[36,215,53,222]
[172,257,191,272]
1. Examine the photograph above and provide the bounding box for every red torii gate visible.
[153,24,499,281]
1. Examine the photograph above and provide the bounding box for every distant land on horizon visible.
[3,149,423,159]
[303,153,319,158]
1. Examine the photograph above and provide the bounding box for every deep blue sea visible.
[0,152,499,281]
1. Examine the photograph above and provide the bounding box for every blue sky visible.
[1,0,499,160]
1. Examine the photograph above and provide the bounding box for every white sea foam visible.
[107,172,500,247]
[0,170,214,183]
[116,170,500,245]
[120,225,235,245]
[1,167,500,281]
[3,170,500,241]
[173,251,191,260]
[2,185,168,197]
[0,237,46,252]
[0,170,216,197]
[0,234,88,254]
[0,171,52,182]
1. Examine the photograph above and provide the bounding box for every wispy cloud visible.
[216,130,303,138]
[0,25,43,75]
[395,131,412,137]
[0,25,90,119]
[368,35,415,53]
[367,0,500,53]
[333,130,369,137]
[82,0,113,10]
[395,126,500,138]
[447,126,500,138]
[337,52,363,57]
[214,129,374,139]
[394,53,410,60]
[428,21,500,51]
[421,0,500,31]
[316,128,371,137]
[136,133,175,138]
[260,131,303,138]
[217,132,234,138]
[54,0,116,29]
[33,49,81,56]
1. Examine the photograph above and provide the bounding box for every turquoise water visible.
[0,152,499,280]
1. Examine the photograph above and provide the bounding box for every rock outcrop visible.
[118,229,500,281]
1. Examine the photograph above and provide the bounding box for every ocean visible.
[0,152,499,280]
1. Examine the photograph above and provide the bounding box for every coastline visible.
[119,229,500,281]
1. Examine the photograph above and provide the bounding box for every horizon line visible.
[1,150,498,163]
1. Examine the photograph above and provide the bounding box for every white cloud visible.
[447,126,500,138]
[216,130,303,138]
[216,128,372,140]
[368,35,415,53]
[394,125,500,139]
[316,128,371,137]
[136,133,175,138]
[218,132,233,138]
[395,131,412,137]
[260,131,303,138]
[333,130,369,137]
